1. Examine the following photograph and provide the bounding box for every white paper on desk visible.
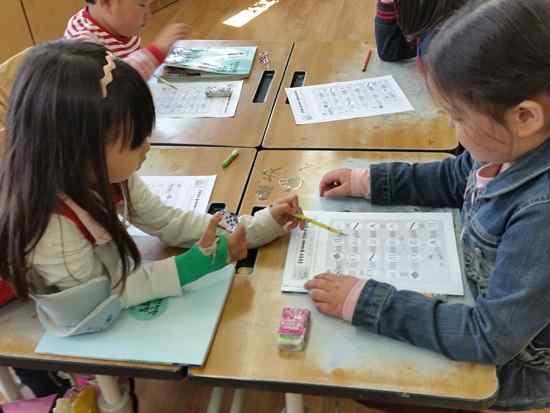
[149,80,243,118]
[128,175,216,237]
[35,265,235,366]
[285,75,414,124]
[282,211,463,295]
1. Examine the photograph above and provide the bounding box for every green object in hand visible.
[175,234,229,286]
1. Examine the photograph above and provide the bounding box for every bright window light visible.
[223,0,279,28]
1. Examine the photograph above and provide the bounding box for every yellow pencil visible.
[293,213,346,236]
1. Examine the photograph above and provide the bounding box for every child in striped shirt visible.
[65,0,189,79]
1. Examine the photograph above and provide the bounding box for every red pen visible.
[362,49,372,72]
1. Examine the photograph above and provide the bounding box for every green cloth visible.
[175,235,229,286]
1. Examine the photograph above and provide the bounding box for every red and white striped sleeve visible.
[124,46,163,80]
[64,8,166,79]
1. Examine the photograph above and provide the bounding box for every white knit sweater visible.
[29,174,286,309]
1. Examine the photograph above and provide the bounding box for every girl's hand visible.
[199,213,248,262]
[304,273,360,318]
[269,195,304,231]
[319,169,352,198]
[198,212,223,249]
[153,23,191,55]
[227,225,248,262]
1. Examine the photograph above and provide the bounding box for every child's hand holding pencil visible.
[269,195,305,231]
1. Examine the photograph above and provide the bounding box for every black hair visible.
[395,0,469,37]
[426,0,550,119]
[0,40,155,299]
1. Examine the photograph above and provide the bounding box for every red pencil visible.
[362,49,372,72]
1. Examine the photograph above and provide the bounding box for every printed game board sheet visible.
[128,175,216,237]
[283,211,463,295]
[150,80,243,118]
[36,265,235,366]
[285,75,414,124]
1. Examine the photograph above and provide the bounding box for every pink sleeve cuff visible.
[350,168,371,198]
[146,43,167,64]
[342,279,368,322]
[377,0,397,21]
[125,49,160,80]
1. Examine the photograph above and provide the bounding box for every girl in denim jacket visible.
[307,0,550,410]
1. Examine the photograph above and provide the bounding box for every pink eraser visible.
[278,307,310,336]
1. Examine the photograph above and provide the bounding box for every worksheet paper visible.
[128,175,216,237]
[286,75,414,124]
[150,80,243,118]
[282,211,463,295]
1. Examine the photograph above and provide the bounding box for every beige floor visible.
[135,378,384,413]
[141,0,376,44]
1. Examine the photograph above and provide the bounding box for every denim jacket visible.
[352,140,550,411]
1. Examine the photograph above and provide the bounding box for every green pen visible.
[222,149,239,169]
[153,74,177,90]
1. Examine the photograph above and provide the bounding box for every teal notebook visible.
[163,46,257,79]
[35,265,235,366]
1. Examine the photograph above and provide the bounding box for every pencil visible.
[362,49,372,72]
[293,213,346,236]
[153,74,178,90]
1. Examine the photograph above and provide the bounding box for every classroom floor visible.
[135,379,385,413]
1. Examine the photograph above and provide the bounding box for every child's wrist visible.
[350,168,371,198]
[342,279,368,322]
[146,43,167,63]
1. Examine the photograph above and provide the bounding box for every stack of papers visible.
[164,46,257,80]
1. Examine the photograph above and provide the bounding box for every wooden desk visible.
[0,1,33,62]
[190,150,497,410]
[263,41,458,151]
[0,146,255,378]
[151,40,292,148]
[171,0,376,43]
[136,146,256,260]
[20,0,82,43]
[139,146,254,211]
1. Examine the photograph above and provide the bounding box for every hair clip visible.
[100,52,116,98]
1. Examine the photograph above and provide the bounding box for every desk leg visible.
[284,393,305,413]
[0,367,21,401]
[95,375,133,413]
[229,388,245,413]
[206,386,224,413]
